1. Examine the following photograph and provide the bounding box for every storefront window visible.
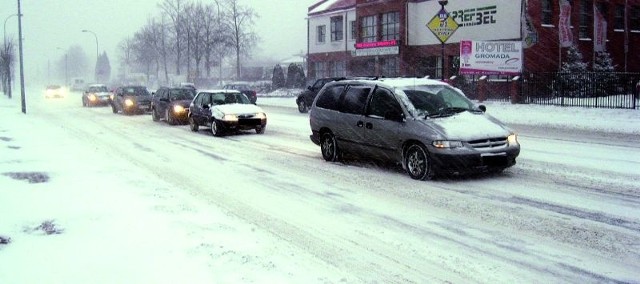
[381,12,400,40]
[361,15,377,42]
[381,57,399,77]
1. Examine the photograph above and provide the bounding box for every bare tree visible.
[1,40,16,98]
[132,18,163,84]
[205,1,232,80]
[224,0,259,79]
[159,0,186,76]
[118,37,134,82]
[65,45,90,80]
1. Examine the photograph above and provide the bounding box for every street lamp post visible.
[3,13,19,44]
[82,29,99,81]
[438,0,448,79]
[3,13,19,99]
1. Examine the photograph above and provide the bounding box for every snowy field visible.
[1,89,639,283]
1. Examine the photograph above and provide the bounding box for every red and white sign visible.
[558,0,573,47]
[459,40,522,75]
[594,4,607,52]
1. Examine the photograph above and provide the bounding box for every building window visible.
[350,20,356,40]
[381,11,400,41]
[331,16,344,41]
[361,15,377,42]
[331,61,346,77]
[632,6,640,31]
[381,57,399,77]
[614,5,624,30]
[579,0,593,39]
[317,25,326,43]
[314,61,326,78]
[541,0,553,25]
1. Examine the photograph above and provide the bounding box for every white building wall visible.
[308,9,356,54]
[407,0,522,45]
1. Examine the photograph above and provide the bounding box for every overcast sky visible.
[1,0,317,84]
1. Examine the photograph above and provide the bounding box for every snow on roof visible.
[308,0,355,15]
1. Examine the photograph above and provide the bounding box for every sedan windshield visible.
[89,86,108,92]
[210,92,251,105]
[123,87,150,96]
[397,85,479,118]
[169,89,195,101]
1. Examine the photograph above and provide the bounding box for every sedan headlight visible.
[88,94,97,101]
[432,140,463,149]
[221,114,238,122]
[507,134,519,146]
[124,99,135,107]
[255,112,267,120]
[173,105,186,113]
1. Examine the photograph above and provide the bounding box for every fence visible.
[454,72,640,109]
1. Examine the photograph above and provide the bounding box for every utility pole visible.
[18,0,26,114]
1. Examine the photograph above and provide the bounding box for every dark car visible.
[188,90,267,136]
[309,77,520,180]
[82,84,111,107]
[222,83,257,104]
[151,87,196,125]
[110,85,152,115]
[296,77,344,113]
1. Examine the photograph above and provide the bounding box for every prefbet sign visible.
[459,40,522,75]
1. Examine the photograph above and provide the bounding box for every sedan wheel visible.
[297,100,308,113]
[152,109,160,122]
[165,109,175,125]
[255,126,265,134]
[320,132,339,162]
[189,117,199,132]
[111,104,118,114]
[82,98,87,107]
[404,144,434,180]
[211,119,224,137]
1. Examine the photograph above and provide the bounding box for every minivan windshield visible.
[397,85,479,118]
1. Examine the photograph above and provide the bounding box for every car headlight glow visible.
[124,99,134,107]
[109,94,114,100]
[173,105,186,113]
[507,134,518,146]
[222,114,238,122]
[432,140,463,149]
[255,112,267,120]
[88,94,97,101]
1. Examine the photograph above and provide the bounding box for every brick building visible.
[307,0,640,80]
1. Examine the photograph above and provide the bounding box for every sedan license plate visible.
[481,153,508,167]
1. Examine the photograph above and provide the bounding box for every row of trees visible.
[120,0,258,85]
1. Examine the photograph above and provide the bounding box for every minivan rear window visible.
[315,85,345,110]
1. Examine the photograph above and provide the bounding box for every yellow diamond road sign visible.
[427,9,459,43]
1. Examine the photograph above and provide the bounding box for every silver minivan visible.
[309,77,520,180]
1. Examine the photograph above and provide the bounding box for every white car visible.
[188,90,267,136]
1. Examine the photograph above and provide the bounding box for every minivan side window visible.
[315,85,345,110]
[340,86,370,115]
[368,87,401,118]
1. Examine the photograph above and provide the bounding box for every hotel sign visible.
[354,39,400,57]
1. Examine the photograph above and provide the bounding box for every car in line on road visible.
[188,90,267,136]
[110,85,152,115]
[44,85,67,99]
[296,77,344,113]
[309,77,520,180]
[82,84,111,107]
[151,87,196,125]
[222,83,257,104]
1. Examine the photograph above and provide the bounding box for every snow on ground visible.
[0,90,639,283]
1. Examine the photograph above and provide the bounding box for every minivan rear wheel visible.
[320,132,339,162]
[405,144,434,180]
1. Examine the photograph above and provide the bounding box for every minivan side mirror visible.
[478,105,487,112]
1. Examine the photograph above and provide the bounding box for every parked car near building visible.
[309,77,520,180]
[222,83,257,104]
[151,87,196,125]
[297,77,345,113]
[188,90,267,136]
[110,85,152,115]
[82,84,111,107]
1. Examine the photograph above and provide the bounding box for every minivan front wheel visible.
[405,144,434,180]
[320,132,339,162]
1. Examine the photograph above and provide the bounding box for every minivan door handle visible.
[356,121,364,128]
[365,122,373,129]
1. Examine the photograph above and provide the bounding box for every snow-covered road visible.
[1,93,639,283]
